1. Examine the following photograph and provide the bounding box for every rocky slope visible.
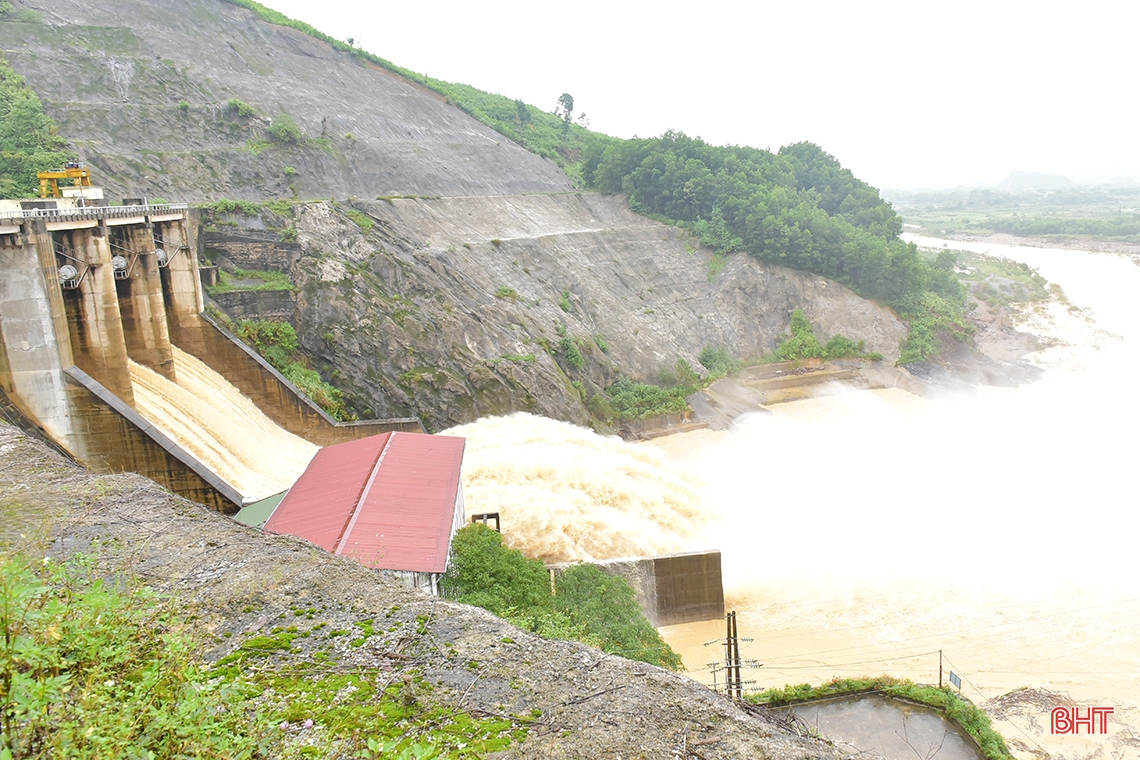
[0,0,570,200]
[0,421,848,759]
[289,194,906,430]
[1,0,908,428]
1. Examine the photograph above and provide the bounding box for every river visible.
[648,235,1140,760]
[452,235,1140,760]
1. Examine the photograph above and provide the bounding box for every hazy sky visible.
[259,0,1138,190]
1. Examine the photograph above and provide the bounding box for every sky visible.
[258,0,1139,190]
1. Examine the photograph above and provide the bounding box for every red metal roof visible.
[264,432,465,574]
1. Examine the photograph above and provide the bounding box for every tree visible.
[556,92,574,134]
[556,92,574,121]
[514,98,530,128]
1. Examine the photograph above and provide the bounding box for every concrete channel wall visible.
[0,202,422,511]
[557,550,726,627]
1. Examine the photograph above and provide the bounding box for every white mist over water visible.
[433,239,1140,755]
[675,237,1140,601]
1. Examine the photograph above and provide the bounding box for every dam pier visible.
[0,196,418,511]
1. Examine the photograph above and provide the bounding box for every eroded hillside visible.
[0,0,908,428]
[0,0,571,200]
[287,194,906,429]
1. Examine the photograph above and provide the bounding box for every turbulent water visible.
[440,413,707,563]
[129,347,318,502]
[448,237,1140,759]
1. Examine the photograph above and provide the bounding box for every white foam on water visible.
[129,346,317,501]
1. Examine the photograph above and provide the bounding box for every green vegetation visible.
[605,363,698,420]
[494,285,519,301]
[890,184,1140,242]
[344,208,374,235]
[224,97,257,118]
[955,251,1054,308]
[559,289,572,312]
[0,52,71,198]
[750,676,1013,760]
[0,552,527,758]
[772,309,881,362]
[231,319,352,421]
[442,525,682,670]
[559,335,585,371]
[1,553,256,757]
[580,134,969,362]
[205,266,294,294]
[895,291,973,364]
[267,112,303,144]
[698,345,738,376]
[201,198,263,216]
[219,0,597,174]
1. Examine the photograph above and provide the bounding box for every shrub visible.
[555,564,683,670]
[559,289,572,312]
[177,99,190,113]
[775,309,825,361]
[606,375,691,419]
[774,309,874,362]
[440,525,551,616]
[224,97,256,117]
[560,335,585,371]
[344,208,373,235]
[441,526,682,670]
[268,113,303,143]
[698,345,738,376]
[232,319,351,420]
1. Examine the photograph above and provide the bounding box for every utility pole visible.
[705,611,760,701]
[939,649,943,689]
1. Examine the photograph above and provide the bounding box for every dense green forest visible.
[0,50,71,199]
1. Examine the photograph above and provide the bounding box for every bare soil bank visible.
[0,421,844,759]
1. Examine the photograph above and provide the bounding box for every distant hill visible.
[998,171,1076,192]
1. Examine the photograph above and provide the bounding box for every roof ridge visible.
[333,432,397,556]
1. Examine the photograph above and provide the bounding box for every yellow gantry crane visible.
[37,161,92,198]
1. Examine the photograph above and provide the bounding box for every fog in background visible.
[258,0,1139,190]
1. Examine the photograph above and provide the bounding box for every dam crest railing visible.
[0,204,189,222]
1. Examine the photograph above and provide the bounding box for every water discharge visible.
[449,237,1140,759]
[129,346,318,502]
[440,413,707,563]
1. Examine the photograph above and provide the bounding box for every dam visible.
[0,195,419,511]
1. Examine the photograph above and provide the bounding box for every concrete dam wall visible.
[0,202,419,510]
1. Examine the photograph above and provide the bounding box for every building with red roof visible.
[263,431,466,594]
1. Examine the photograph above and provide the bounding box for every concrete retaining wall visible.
[203,231,300,274]
[210,289,296,322]
[171,309,422,447]
[561,550,725,627]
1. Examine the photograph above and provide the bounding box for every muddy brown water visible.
[785,694,983,760]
